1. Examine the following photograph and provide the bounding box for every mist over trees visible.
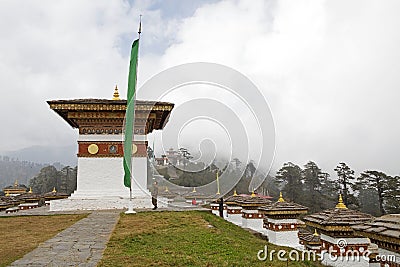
[276,161,400,215]
[0,156,48,190]
[154,147,399,216]
[29,165,77,195]
[355,170,400,215]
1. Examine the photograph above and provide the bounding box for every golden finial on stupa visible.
[313,229,319,236]
[165,186,169,192]
[192,187,196,193]
[14,180,18,187]
[278,192,285,202]
[52,187,57,193]
[251,190,256,197]
[29,187,33,193]
[112,85,121,100]
[335,194,347,209]
[233,189,238,196]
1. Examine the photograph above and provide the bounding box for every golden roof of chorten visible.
[303,195,374,233]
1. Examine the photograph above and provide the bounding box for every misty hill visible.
[0,156,48,190]
[1,145,77,166]
[0,145,77,190]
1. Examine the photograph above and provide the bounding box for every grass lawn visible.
[99,211,324,267]
[0,214,87,267]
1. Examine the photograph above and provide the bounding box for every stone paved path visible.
[9,210,120,267]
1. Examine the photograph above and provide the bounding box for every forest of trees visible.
[29,165,77,195]
[276,161,400,216]
[3,145,398,217]
[154,147,399,216]
[0,156,49,190]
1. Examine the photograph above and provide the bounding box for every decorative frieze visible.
[242,212,264,219]
[320,239,369,255]
[47,99,174,135]
[266,222,300,231]
[78,141,148,158]
[227,207,242,214]
[48,102,174,112]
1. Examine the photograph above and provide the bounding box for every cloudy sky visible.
[0,0,399,177]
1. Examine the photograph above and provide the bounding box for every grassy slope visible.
[100,211,323,267]
[0,214,87,267]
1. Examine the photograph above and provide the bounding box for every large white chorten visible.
[47,87,174,210]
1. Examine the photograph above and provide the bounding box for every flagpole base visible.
[125,199,137,214]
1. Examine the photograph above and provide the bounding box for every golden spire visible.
[313,229,319,236]
[165,186,169,192]
[278,192,285,202]
[112,85,121,100]
[14,180,18,187]
[335,194,347,209]
[192,187,196,193]
[52,187,57,193]
[233,189,238,196]
[251,190,256,197]
[29,187,33,193]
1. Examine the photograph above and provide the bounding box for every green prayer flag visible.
[123,39,139,188]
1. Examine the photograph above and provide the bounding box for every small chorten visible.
[112,85,121,100]
[335,194,347,209]
[303,194,374,266]
[313,229,319,237]
[278,192,285,202]
[259,194,308,248]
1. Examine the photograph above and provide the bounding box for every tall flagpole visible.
[216,170,220,195]
[125,16,142,214]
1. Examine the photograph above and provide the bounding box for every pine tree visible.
[275,162,303,202]
[302,161,324,212]
[334,162,358,208]
[384,175,400,214]
[356,171,390,215]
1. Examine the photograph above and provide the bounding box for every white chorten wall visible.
[50,134,162,211]
[241,209,265,234]
[210,203,227,217]
[72,157,128,198]
[210,203,219,216]
[226,206,242,226]
[319,234,371,267]
[265,218,302,249]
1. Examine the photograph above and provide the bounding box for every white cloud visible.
[0,0,399,177]
[155,0,400,175]
[0,0,169,150]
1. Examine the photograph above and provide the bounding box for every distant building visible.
[155,148,184,166]
[0,187,68,212]
[3,180,27,196]
[155,155,168,166]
